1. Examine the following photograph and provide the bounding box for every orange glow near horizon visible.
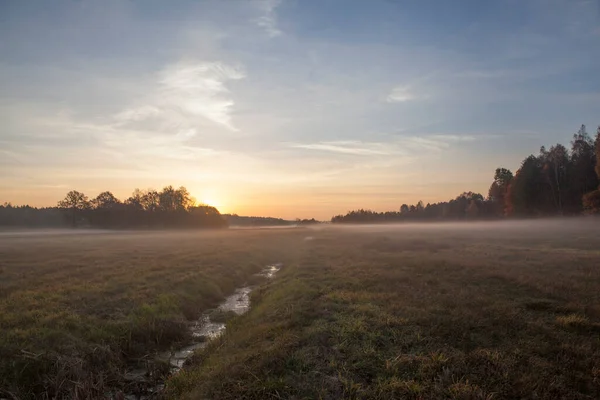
[2,180,493,221]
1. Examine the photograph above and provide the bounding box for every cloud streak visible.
[291,135,479,157]
[289,141,391,155]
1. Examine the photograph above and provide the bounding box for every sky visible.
[1,0,599,219]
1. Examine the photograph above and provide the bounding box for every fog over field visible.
[1,216,596,237]
[329,217,597,232]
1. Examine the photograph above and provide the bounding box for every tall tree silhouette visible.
[506,156,546,216]
[488,168,513,216]
[90,191,122,228]
[53,186,227,228]
[57,190,90,226]
[539,144,569,214]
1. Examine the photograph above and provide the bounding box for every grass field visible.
[0,229,306,398]
[2,220,600,399]
[166,220,600,400]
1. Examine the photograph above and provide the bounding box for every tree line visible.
[332,125,600,223]
[223,214,292,227]
[220,215,321,227]
[0,186,227,229]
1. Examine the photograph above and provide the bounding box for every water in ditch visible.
[122,263,281,399]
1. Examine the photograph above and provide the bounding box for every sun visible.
[191,188,227,212]
[202,198,217,207]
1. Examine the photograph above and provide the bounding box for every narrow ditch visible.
[122,263,282,399]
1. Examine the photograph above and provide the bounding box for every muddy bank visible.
[123,264,282,398]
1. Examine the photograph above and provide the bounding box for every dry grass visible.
[0,228,306,398]
[166,220,600,399]
[3,220,600,399]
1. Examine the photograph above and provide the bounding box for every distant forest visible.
[0,187,320,229]
[332,125,600,223]
[223,214,292,227]
[222,215,318,227]
[0,186,227,229]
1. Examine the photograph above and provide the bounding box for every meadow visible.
[2,220,600,399]
[168,220,600,399]
[0,228,306,398]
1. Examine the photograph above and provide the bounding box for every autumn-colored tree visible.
[568,125,597,212]
[596,126,600,179]
[583,126,600,214]
[583,190,600,214]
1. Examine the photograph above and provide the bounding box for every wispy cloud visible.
[290,134,479,157]
[403,137,452,152]
[289,141,391,155]
[386,86,416,103]
[116,61,245,132]
[255,0,282,37]
[402,134,478,152]
[429,134,476,142]
[158,62,245,130]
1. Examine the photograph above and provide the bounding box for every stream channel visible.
[123,263,281,399]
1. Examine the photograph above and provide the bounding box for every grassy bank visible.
[167,221,600,399]
[0,228,305,398]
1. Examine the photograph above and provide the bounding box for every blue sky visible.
[1,0,599,218]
